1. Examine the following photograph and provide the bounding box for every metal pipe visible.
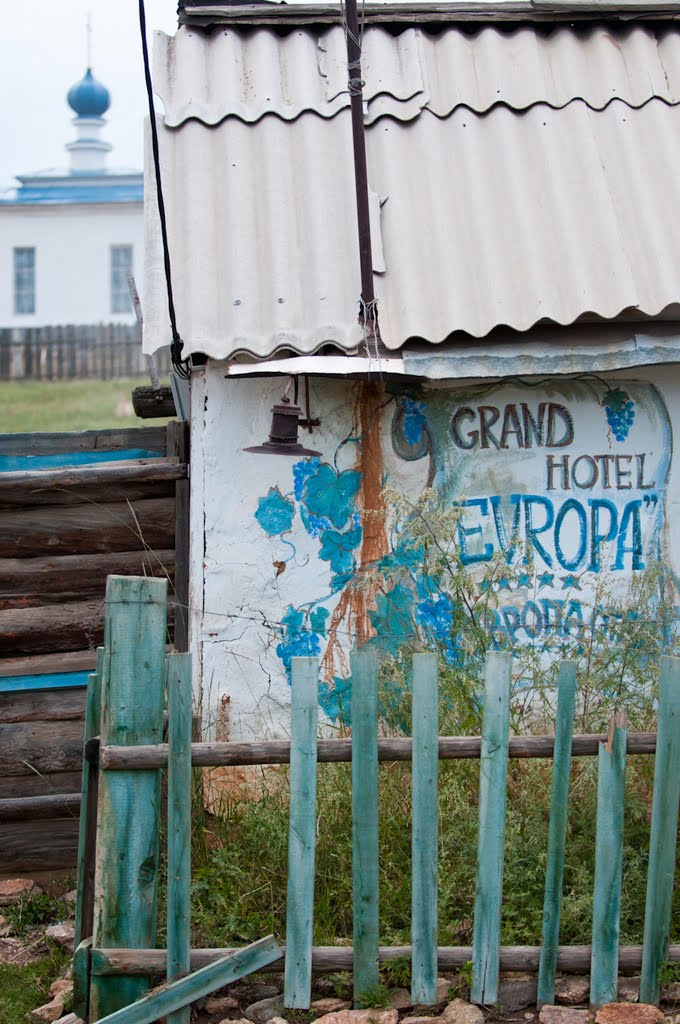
[344,0,379,335]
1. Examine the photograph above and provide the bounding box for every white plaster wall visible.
[0,203,143,326]
[190,362,680,741]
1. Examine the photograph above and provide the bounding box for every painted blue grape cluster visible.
[603,388,635,442]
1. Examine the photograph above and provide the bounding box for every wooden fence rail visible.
[0,325,171,381]
[75,576,680,1023]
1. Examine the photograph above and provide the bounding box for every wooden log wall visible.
[0,423,189,874]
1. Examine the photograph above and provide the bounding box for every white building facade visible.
[0,67,143,328]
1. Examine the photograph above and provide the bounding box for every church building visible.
[0,66,143,328]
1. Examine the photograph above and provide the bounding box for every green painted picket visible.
[352,650,380,1007]
[537,662,577,1007]
[76,577,680,1022]
[471,651,512,1005]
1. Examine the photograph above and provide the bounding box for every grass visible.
[0,949,71,1024]
[189,752,676,953]
[0,377,171,433]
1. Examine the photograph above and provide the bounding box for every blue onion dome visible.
[67,68,110,117]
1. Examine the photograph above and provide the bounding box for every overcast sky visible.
[0,1,181,189]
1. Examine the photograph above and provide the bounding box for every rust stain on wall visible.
[322,382,390,682]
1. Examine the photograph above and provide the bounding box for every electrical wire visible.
[138,0,190,380]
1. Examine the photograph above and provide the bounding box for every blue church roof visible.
[0,174,143,206]
[67,68,111,118]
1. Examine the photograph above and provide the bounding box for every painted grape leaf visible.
[319,675,353,724]
[302,464,361,530]
[254,487,295,536]
[319,524,362,575]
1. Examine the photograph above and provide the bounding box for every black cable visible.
[138,0,190,379]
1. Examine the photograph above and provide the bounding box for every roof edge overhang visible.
[179,1,680,28]
[213,322,680,380]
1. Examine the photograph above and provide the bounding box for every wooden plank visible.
[0,818,80,871]
[0,497,175,558]
[98,731,658,770]
[0,649,98,678]
[411,652,439,1005]
[0,459,184,496]
[75,649,103,950]
[284,657,319,1010]
[640,655,680,1005]
[0,770,82,798]
[74,938,92,1022]
[590,713,627,1010]
[90,576,168,1021]
[0,719,84,775]
[91,943,680,977]
[537,661,578,1008]
[88,936,282,1024]
[167,652,193,1024]
[351,650,379,1007]
[0,550,175,604]
[0,426,168,457]
[0,600,105,655]
[0,793,81,821]
[0,480,177,508]
[0,686,86,722]
[471,651,512,1005]
[180,0,680,23]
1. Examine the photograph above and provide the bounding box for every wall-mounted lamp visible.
[243,377,321,457]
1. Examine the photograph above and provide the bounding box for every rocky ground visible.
[1,879,678,1024]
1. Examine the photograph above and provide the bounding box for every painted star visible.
[561,574,582,591]
[537,572,555,589]
[496,576,512,591]
[516,573,532,589]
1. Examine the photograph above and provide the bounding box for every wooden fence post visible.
[89,576,168,1021]
[471,651,512,1005]
[167,652,194,1024]
[411,652,439,1005]
[537,661,577,1007]
[284,657,319,1009]
[352,650,380,1007]
[640,656,680,1004]
[75,646,105,950]
[590,712,627,1010]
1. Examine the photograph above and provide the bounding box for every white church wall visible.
[0,202,143,327]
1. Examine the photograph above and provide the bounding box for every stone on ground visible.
[312,998,353,1013]
[244,994,286,1023]
[497,974,538,1011]
[555,976,590,1005]
[414,978,453,1010]
[441,997,485,1024]
[312,1009,398,1024]
[595,1003,664,1024]
[31,996,69,1024]
[45,922,75,949]
[616,979,640,1003]
[0,878,41,906]
[49,979,73,998]
[53,1016,84,1024]
[539,1007,589,1024]
[402,1016,443,1024]
[0,915,10,938]
[662,983,680,1004]
[389,988,413,1009]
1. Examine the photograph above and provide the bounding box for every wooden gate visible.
[74,576,679,1022]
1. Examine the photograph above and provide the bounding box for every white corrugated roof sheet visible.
[144,18,680,358]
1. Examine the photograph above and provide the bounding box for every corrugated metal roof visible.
[144,21,680,358]
[156,24,680,125]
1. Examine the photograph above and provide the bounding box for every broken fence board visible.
[80,936,282,1024]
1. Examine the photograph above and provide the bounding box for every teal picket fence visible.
[73,576,680,1023]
